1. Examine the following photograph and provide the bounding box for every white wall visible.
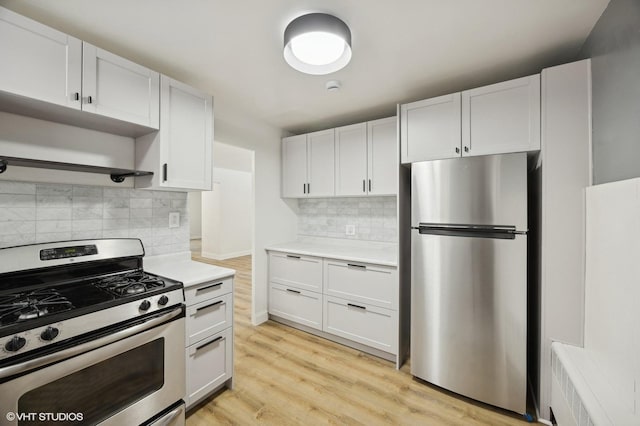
[214,102,297,325]
[187,192,202,239]
[201,167,252,259]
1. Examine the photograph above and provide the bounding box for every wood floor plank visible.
[186,254,527,425]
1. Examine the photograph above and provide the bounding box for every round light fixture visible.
[284,13,352,75]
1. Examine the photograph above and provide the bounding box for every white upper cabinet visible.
[461,74,540,157]
[0,7,81,109]
[0,6,159,137]
[367,117,397,196]
[400,74,540,163]
[135,76,213,191]
[335,123,368,196]
[307,129,335,197]
[282,134,308,198]
[282,129,335,198]
[400,93,461,163]
[82,43,159,129]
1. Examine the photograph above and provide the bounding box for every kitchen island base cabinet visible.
[186,327,233,408]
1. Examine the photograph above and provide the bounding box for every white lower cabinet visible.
[323,295,398,354]
[184,277,234,409]
[267,250,398,359]
[269,283,322,330]
[186,327,233,407]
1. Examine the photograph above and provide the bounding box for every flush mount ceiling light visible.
[283,13,352,75]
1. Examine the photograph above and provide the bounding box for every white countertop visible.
[265,237,397,267]
[144,252,235,288]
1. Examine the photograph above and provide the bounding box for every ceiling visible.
[0,0,609,134]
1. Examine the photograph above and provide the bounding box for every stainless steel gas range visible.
[0,239,186,426]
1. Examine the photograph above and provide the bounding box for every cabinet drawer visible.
[269,283,322,330]
[323,295,397,354]
[186,327,232,408]
[184,277,233,306]
[268,251,322,292]
[324,259,398,310]
[186,293,233,346]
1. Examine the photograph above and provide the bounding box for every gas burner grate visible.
[0,289,74,325]
[95,271,166,297]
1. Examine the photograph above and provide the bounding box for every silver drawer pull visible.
[286,254,301,259]
[195,336,223,352]
[347,303,366,310]
[347,263,366,269]
[196,282,223,292]
[286,288,301,294]
[196,300,223,312]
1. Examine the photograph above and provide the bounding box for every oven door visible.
[0,306,185,426]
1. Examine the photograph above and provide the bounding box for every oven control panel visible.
[40,244,98,261]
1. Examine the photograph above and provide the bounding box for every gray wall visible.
[579,0,640,184]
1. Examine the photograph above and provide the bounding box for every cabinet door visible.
[269,283,323,330]
[82,43,159,128]
[186,327,232,408]
[400,93,461,163]
[282,134,307,197]
[335,123,368,196]
[307,129,335,197]
[0,6,81,109]
[160,76,213,190]
[462,74,540,157]
[367,117,397,195]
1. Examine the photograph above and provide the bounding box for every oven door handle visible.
[0,306,183,380]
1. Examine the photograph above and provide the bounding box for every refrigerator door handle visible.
[414,223,521,240]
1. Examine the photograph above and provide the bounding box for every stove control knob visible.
[139,300,151,311]
[158,295,169,306]
[41,326,59,341]
[5,336,26,352]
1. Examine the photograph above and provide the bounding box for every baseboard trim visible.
[201,250,252,260]
[253,310,268,325]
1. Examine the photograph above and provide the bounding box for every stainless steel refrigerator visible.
[411,152,527,414]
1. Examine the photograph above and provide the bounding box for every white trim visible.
[253,310,268,325]
[201,249,252,261]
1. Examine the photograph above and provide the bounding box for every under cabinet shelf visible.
[0,156,153,183]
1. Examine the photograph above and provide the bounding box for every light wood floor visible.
[187,254,527,426]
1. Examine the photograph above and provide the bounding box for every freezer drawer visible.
[323,259,398,310]
[411,231,527,414]
[323,295,398,354]
[268,251,323,293]
[269,283,322,330]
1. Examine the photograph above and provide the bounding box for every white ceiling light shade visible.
[284,13,352,75]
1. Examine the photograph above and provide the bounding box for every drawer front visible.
[269,283,322,330]
[324,259,398,310]
[184,277,233,306]
[323,295,398,354]
[269,251,322,292]
[186,327,232,408]
[186,293,233,346]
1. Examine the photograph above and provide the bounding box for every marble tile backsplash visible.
[0,181,189,255]
[298,196,397,242]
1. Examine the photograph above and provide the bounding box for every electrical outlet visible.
[345,224,356,236]
[168,212,180,228]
